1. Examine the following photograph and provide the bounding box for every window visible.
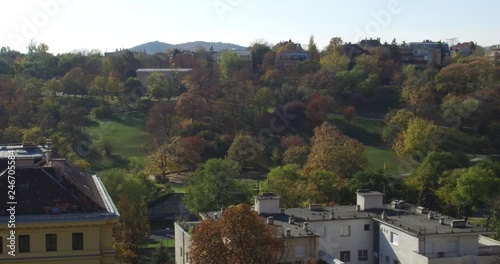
[340,251,350,262]
[72,233,83,250]
[358,250,368,261]
[364,224,370,231]
[180,246,183,256]
[393,260,400,264]
[385,256,390,264]
[294,245,306,257]
[19,235,30,253]
[390,232,399,245]
[447,241,458,253]
[340,225,351,237]
[46,234,57,251]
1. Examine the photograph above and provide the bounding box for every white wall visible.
[255,197,280,214]
[174,222,192,264]
[378,223,419,264]
[309,218,374,264]
[356,194,383,211]
[422,234,478,258]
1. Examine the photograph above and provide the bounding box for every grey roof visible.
[203,202,493,238]
[374,204,492,236]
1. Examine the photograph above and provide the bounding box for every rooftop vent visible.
[285,229,291,237]
[428,212,435,220]
[416,206,428,214]
[381,211,387,220]
[303,222,308,230]
[309,204,323,211]
[330,210,334,220]
[214,213,218,219]
[289,215,295,224]
[267,216,274,225]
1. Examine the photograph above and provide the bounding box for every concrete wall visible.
[255,197,280,215]
[378,223,419,264]
[357,193,383,211]
[309,218,374,264]
[174,222,192,264]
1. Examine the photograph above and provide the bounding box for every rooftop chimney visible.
[428,212,435,220]
[381,211,387,220]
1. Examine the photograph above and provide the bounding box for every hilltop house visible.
[0,143,120,264]
[401,41,450,68]
[175,190,500,264]
[486,45,500,64]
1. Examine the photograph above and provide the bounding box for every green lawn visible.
[365,146,412,174]
[328,114,385,146]
[83,111,153,171]
[144,238,175,249]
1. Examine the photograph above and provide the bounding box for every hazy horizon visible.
[2,0,500,54]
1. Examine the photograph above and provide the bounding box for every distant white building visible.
[174,190,500,264]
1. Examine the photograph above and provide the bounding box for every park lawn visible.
[328,114,385,146]
[144,238,175,249]
[83,111,153,171]
[365,146,410,174]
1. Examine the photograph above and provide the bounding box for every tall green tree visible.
[184,159,250,214]
[147,72,176,100]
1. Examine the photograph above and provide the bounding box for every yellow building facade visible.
[0,144,120,263]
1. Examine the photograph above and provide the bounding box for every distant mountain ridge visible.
[130,41,248,54]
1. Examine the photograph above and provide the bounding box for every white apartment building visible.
[174,190,500,264]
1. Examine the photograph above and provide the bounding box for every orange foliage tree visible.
[303,122,367,177]
[189,204,284,264]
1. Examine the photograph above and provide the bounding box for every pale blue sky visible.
[2,0,499,54]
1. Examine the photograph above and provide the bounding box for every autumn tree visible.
[62,67,87,96]
[189,204,283,264]
[227,133,265,169]
[393,117,438,160]
[145,143,179,180]
[344,106,356,123]
[175,91,207,121]
[146,101,177,143]
[184,159,250,214]
[305,94,329,122]
[382,109,415,144]
[303,122,367,177]
[282,146,310,167]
